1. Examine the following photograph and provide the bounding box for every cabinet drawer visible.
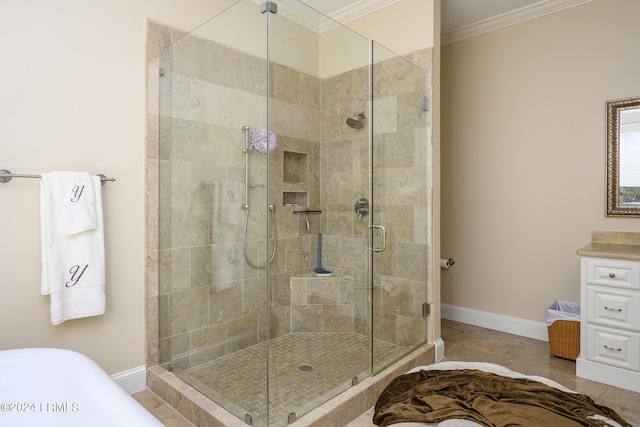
[584,258,639,290]
[587,286,640,330]
[586,325,640,371]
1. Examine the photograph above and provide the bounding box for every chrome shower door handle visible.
[369,224,386,252]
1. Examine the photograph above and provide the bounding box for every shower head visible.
[346,112,366,129]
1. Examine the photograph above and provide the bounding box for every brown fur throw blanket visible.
[373,369,631,427]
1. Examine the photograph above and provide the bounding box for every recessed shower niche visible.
[283,150,308,183]
[282,150,308,206]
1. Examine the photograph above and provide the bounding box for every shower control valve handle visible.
[354,198,369,220]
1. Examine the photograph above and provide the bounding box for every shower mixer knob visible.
[354,198,369,220]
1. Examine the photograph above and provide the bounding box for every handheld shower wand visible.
[241,125,277,268]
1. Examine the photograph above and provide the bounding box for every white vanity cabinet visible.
[576,255,640,393]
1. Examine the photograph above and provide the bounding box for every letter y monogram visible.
[70,185,85,203]
[66,265,89,288]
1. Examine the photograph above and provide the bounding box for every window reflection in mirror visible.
[619,108,640,205]
[606,96,640,216]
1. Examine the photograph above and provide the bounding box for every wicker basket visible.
[548,320,580,360]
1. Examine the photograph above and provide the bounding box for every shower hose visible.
[241,124,277,269]
[242,203,277,269]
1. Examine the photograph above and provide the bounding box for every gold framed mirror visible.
[606,96,640,216]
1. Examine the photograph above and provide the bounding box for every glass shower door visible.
[265,1,372,425]
[370,41,430,374]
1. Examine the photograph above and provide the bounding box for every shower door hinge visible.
[260,1,278,14]
[244,413,253,425]
[421,95,429,112]
[422,302,430,317]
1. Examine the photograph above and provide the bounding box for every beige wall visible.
[0,0,235,375]
[346,0,435,56]
[441,0,640,323]
[0,0,436,377]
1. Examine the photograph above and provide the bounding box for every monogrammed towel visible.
[40,172,106,325]
[56,172,97,236]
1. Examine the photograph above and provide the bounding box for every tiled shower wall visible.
[311,50,434,351]
[154,26,325,370]
[370,50,432,351]
[145,20,433,370]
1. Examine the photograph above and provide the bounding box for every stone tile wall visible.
[146,19,433,371]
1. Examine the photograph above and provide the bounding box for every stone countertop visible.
[577,243,640,261]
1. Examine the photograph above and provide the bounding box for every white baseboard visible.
[111,365,147,394]
[441,304,549,342]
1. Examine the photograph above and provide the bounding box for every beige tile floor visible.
[134,319,640,426]
[176,333,406,426]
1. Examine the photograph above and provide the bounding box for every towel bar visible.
[0,169,115,185]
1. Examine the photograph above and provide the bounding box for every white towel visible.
[41,172,106,325]
[55,171,97,235]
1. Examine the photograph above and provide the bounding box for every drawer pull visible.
[603,345,622,352]
[608,273,616,278]
[604,306,623,312]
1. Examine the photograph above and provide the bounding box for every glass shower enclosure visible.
[157,0,430,425]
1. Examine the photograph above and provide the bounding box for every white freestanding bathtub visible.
[0,348,162,427]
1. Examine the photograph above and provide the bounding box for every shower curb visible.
[290,344,435,426]
[147,343,435,426]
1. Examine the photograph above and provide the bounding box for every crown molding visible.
[261,0,400,33]
[322,0,401,30]
[268,0,323,32]
[442,0,592,45]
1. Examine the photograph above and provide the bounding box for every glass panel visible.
[158,0,270,424]
[371,41,430,374]
[267,1,371,425]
